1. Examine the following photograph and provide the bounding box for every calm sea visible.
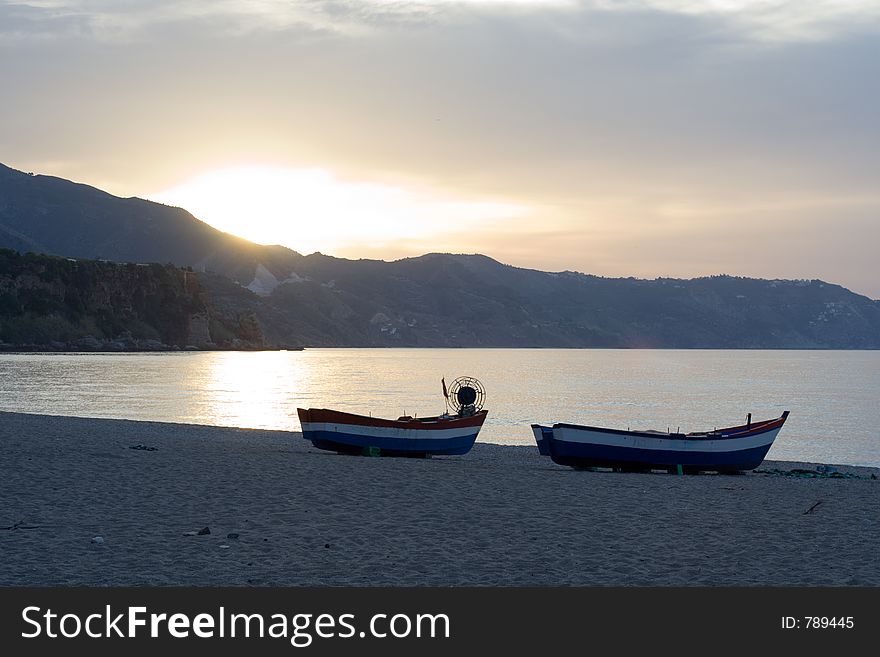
[1,349,878,467]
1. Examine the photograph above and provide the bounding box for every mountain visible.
[248,253,880,348]
[2,162,879,348]
[0,162,301,283]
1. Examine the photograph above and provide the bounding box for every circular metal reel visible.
[447,376,486,415]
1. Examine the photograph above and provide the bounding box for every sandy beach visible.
[2,411,878,586]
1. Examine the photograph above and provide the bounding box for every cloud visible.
[3,0,879,44]
[0,1,368,43]
[598,0,880,42]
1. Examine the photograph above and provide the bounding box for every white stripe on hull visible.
[301,421,479,441]
[553,425,781,454]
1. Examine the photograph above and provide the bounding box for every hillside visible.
[2,162,878,348]
[0,249,268,350]
[0,162,301,283]
[247,252,880,348]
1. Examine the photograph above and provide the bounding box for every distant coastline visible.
[2,344,878,352]
[0,342,304,353]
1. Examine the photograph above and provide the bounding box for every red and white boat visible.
[298,377,487,457]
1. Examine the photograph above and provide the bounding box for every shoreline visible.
[3,408,879,471]
[2,411,878,586]
[0,346,305,353]
[3,346,880,352]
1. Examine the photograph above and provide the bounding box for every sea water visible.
[1,349,878,467]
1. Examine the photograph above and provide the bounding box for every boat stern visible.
[531,424,553,456]
[297,408,320,443]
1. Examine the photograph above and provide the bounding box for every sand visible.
[1,411,878,586]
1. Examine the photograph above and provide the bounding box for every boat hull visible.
[544,412,789,473]
[297,408,487,457]
[531,424,552,456]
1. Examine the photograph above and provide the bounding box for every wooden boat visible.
[531,411,789,473]
[298,376,487,457]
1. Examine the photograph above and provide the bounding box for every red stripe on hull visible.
[553,411,789,441]
[711,412,788,436]
[297,408,488,430]
[711,411,789,438]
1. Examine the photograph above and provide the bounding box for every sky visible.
[1,0,879,298]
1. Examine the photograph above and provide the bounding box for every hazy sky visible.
[2,0,879,297]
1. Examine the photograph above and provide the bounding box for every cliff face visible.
[0,250,264,350]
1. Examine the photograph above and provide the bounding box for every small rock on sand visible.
[91,536,104,545]
[197,527,210,535]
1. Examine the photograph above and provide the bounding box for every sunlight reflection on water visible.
[0,349,878,467]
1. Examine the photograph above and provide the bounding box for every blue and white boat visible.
[531,411,789,473]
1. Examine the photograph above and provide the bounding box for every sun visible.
[149,165,528,256]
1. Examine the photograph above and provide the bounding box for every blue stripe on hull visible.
[548,440,773,472]
[304,430,479,456]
